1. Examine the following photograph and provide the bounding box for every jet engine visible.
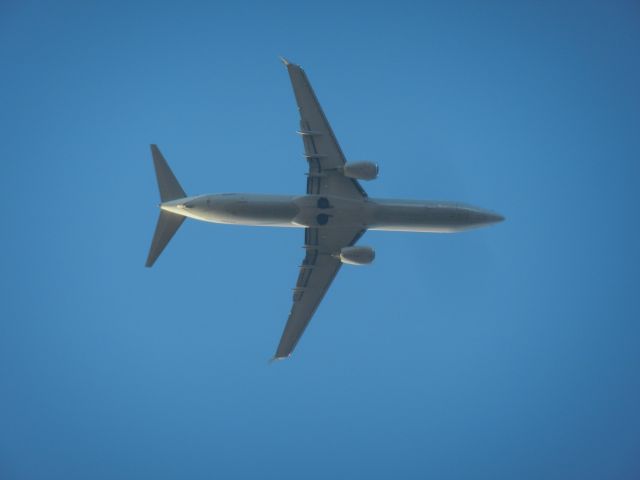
[342,161,378,180]
[339,246,375,265]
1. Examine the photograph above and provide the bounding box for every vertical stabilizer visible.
[146,145,187,267]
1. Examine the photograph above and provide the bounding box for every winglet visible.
[268,356,283,365]
[279,56,291,66]
[268,354,289,364]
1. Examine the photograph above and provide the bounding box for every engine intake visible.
[343,161,378,180]
[339,246,375,265]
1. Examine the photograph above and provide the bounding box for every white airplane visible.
[146,58,504,360]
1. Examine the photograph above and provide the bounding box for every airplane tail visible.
[145,145,187,267]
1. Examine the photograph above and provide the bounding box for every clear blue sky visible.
[2,1,639,479]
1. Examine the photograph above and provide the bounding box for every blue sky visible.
[1,1,639,479]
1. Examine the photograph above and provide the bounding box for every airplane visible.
[145,58,504,360]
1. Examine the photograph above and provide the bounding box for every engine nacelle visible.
[343,161,378,181]
[339,246,375,265]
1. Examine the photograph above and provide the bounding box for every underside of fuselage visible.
[160,193,504,232]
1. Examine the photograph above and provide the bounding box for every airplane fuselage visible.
[161,193,504,232]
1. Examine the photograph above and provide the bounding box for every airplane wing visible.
[274,59,369,360]
[282,58,367,200]
[274,227,365,360]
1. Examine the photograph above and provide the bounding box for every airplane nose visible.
[470,209,504,225]
[483,212,505,224]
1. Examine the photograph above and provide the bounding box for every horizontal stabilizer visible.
[145,210,185,267]
[151,144,186,202]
